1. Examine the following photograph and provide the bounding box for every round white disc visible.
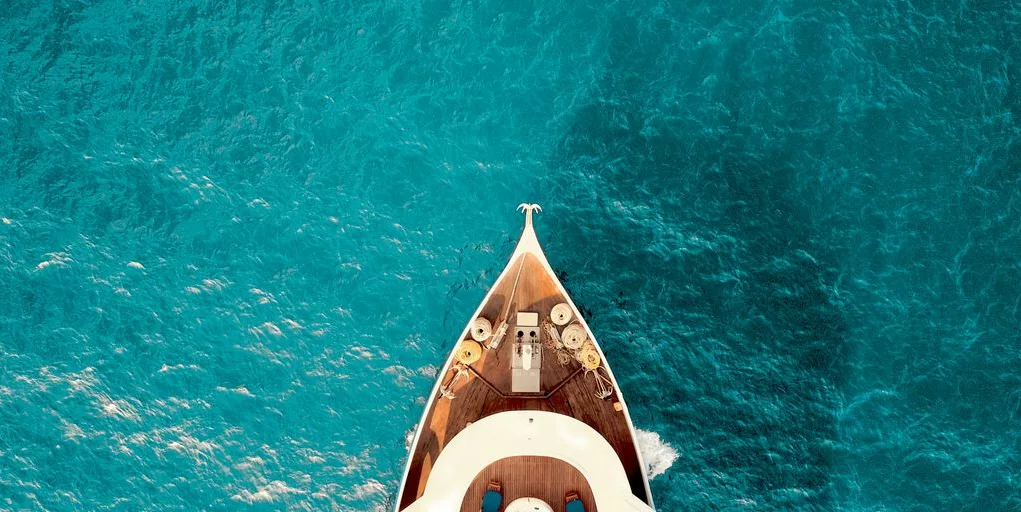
[505,497,553,512]
[561,323,587,350]
[551,303,573,326]
[471,317,493,341]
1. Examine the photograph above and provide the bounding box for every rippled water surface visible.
[2,1,1020,510]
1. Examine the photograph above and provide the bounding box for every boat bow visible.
[395,204,655,511]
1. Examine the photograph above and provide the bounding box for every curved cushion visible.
[566,500,586,512]
[403,411,653,512]
[481,490,502,512]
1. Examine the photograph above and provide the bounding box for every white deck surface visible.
[506,497,553,512]
[401,410,654,512]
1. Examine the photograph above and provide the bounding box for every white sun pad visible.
[402,411,654,512]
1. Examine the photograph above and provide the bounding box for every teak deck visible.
[460,456,596,511]
[397,209,651,510]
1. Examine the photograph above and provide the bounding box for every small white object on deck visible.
[471,317,493,341]
[512,311,542,392]
[506,497,553,512]
[512,341,542,393]
[561,324,587,350]
[516,311,539,327]
[551,303,572,325]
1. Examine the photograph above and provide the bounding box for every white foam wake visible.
[635,429,679,480]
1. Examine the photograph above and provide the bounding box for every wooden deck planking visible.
[399,252,648,509]
[471,254,579,395]
[460,456,597,512]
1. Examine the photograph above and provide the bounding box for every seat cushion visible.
[481,490,503,512]
[566,500,586,512]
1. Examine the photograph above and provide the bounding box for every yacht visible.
[395,204,655,512]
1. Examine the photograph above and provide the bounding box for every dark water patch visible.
[547,4,854,509]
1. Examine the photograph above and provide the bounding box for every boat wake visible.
[636,429,678,480]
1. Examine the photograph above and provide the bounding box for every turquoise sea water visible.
[2,1,1020,510]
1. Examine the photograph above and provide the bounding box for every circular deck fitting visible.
[456,340,483,365]
[578,347,601,370]
[551,303,573,326]
[561,323,587,350]
[506,497,553,512]
[471,317,493,341]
